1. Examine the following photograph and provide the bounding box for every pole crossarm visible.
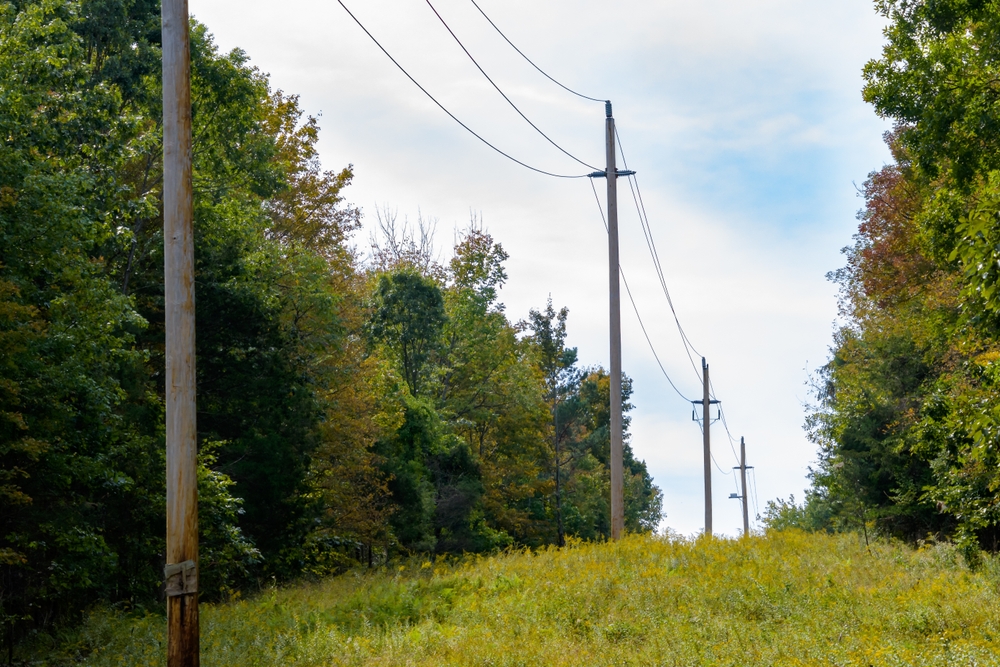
[589,170,635,178]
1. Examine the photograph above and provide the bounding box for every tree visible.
[804,0,1000,554]
[526,301,663,543]
[0,1,168,643]
[368,271,446,398]
[438,228,549,548]
[2,3,369,650]
[527,298,579,546]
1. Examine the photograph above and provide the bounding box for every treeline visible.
[778,0,1000,561]
[0,0,661,649]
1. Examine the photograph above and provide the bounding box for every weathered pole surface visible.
[162,0,198,664]
[555,407,565,547]
[702,357,712,537]
[606,101,624,541]
[740,437,750,538]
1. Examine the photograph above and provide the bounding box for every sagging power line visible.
[589,178,694,403]
[335,0,592,179]
[424,0,600,170]
[467,0,606,103]
[616,128,704,383]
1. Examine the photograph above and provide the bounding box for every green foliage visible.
[810,1,1000,551]
[197,442,261,599]
[365,228,662,554]
[0,0,363,645]
[864,0,1000,185]
[368,271,446,397]
[761,494,834,533]
[0,0,664,654]
[0,0,165,641]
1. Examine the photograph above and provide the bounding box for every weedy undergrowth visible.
[23,531,1000,666]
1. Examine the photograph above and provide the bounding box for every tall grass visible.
[26,531,1000,666]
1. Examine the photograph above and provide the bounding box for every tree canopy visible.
[791,0,1000,563]
[0,1,662,654]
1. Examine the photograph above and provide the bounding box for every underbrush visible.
[23,531,1000,666]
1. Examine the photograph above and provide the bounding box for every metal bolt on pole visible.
[163,0,199,664]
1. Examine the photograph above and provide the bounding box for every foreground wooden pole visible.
[162,0,198,664]
[606,102,624,541]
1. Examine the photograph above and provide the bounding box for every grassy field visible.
[26,531,1000,666]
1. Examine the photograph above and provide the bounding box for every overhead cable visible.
[615,128,705,382]
[623,173,703,384]
[711,449,734,476]
[467,0,606,104]
[613,130,749,476]
[694,411,734,476]
[424,0,599,170]
[335,0,590,179]
[589,178,694,403]
[717,403,742,467]
[612,129,750,481]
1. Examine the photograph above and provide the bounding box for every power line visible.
[424,0,599,171]
[611,129,758,521]
[611,129,753,481]
[589,178,694,403]
[467,0,605,104]
[615,129,704,383]
[732,467,743,497]
[717,402,742,467]
[623,173,703,384]
[694,410,733,476]
[341,0,750,534]
[749,468,760,521]
[598,130,747,473]
[335,0,590,179]
[713,453,733,475]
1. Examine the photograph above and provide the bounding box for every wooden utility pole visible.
[555,403,565,547]
[588,103,633,540]
[606,102,624,541]
[162,0,198,664]
[733,436,753,537]
[739,437,750,538]
[702,357,712,537]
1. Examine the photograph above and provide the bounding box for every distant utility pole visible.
[162,0,199,665]
[691,358,720,537]
[590,102,634,541]
[702,357,711,536]
[738,437,751,537]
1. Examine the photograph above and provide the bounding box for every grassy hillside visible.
[30,531,1000,666]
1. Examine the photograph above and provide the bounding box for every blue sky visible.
[190,0,892,536]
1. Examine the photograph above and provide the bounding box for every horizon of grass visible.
[22,530,1000,666]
